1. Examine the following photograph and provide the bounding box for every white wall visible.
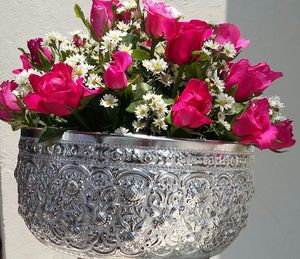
[220,0,300,258]
[1,0,299,259]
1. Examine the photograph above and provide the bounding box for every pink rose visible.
[23,63,89,116]
[12,54,32,75]
[225,59,283,101]
[27,38,54,66]
[115,0,132,22]
[172,79,213,128]
[104,51,133,89]
[73,35,84,48]
[90,0,113,40]
[232,98,278,149]
[0,81,21,121]
[163,20,212,65]
[270,120,296,150]
[215,23,250,51]
[143,0,181,38]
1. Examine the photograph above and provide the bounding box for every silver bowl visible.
[15,128,255,258]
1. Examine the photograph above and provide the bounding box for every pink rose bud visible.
[163,20,213,65]
[270,120,296,150]
[73,35,85,48]
[90,0,114,40]
[104,51,133,89]
[23,63,84,117]
[143,0,181,38]
[215,23,250,51]
[172,79,213,128]
[0,81,22,121]
[232,98,278,149]
[12,54,33,75]
[27,38,54,66]
[225,59,283,101]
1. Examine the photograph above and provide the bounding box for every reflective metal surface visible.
[15,128,255,258]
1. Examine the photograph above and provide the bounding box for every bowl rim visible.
[20,127,254,153]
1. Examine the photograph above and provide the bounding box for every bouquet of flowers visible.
[0,0,296,150]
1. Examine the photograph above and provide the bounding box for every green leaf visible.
[74,4,85,20]
[199,52,210,61]
[132,48,151,61]
[192,50,201,56]
[10,120,27,131]
[38,50,53,71]
[134,83,152,100]
[126,100,145,113]
[165,112,173,124]
[18,48,28,55]
[164,98,175,105]
[226,84,238,96]
[38,127,66,144]
[122,34,139,47]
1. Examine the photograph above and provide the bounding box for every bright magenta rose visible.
[90,0,113,40]
[27,38,54,66]
[172,79,213,128]
[270,120,296,150]
[0,81,22,121]
[215,23,250,51]
[23,63,86,116]
[104,51,132,89]
[163,20,212,65]
[232,98,278,149]
[225,59,283,101]
[143,0,181,38]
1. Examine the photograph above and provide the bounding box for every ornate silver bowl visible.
[15,128,255,259]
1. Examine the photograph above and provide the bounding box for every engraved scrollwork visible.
[15,133,255,258]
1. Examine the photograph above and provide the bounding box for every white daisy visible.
[65,54,86,67]
[132,120,146,132]
[117,21,131,32]
[159,73,173,87]
[202,48,212,57]
[100,94,119,108]
[114,127,131,135]
[222,43,237,58]
[60,41,78,53]
[85,74,103,89]
[143,92,155,101]
[119,43,133,54]
[44,32,66,46]
[135,104,149,120]
[204,40,220,50]
[269,96,285,111]
[106,30,127,43]
[73,64,94,78]
[212,71,225,92]
[154,103,169,118]
[142,58,168,75]
[215,93,235,112]
[153,117,168,131]
[217,112,231,130]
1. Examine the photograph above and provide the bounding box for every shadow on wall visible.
[219,0,300,259]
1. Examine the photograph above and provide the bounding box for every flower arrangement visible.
[0,0,296,150]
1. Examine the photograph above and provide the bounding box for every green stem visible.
[172,65,185,98]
